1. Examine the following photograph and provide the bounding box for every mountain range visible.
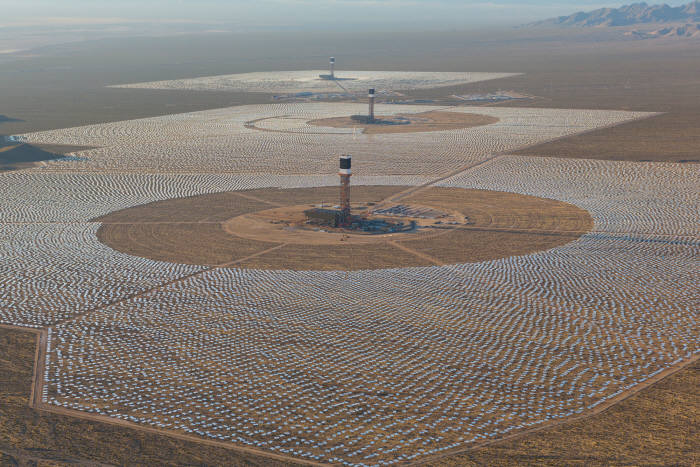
[530,1,700,27]
[627,22,700,37]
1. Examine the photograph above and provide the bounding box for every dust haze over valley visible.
[1,2,699,466]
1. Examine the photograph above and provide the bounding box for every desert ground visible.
[307,112,500,135]
[0,27,698,466]
[94,186,592,270]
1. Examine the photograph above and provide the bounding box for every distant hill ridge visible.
[627,22,700,37]
[530,1,700,27]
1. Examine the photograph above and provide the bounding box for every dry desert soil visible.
[94,186,593,271]
[307,111,499,135]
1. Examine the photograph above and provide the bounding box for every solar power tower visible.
[368,88,376,122]
[339,154,352,225]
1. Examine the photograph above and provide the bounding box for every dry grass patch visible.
[401,229,583,265]
[434,361,699,467]
[93,190,274,224]
[98,223,274,266]
[405,187,593,233]
[235,241,431,271]
[511,112,700,163]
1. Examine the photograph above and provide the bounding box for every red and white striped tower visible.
[339,154,352,225]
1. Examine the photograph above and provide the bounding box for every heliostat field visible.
[1,99,698,465]
[109,70,522,94]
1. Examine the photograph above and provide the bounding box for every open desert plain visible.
[0,3,699,466]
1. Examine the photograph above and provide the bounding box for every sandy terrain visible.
[94,186,592,270]
[511,112,700,163]
[434,356,700,466]
[307,111,499,134]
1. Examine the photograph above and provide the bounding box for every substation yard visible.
[0,99,698,465]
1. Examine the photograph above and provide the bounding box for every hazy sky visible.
[0,0,693,30]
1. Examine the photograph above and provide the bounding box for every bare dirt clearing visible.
[307,111,499,135]
[511,112,700,163]
[95,186,592,270]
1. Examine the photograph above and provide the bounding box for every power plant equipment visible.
[320,57,337,80]
[368,88,376,123]
[339,154,352,225]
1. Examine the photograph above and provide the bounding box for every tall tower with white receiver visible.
[368,88,376,123]
[329,57,336,80]
[339,154,352,225]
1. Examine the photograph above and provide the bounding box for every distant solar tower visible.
[329,57,336,79]
[339,154,352,225]
[368,88,376,123]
